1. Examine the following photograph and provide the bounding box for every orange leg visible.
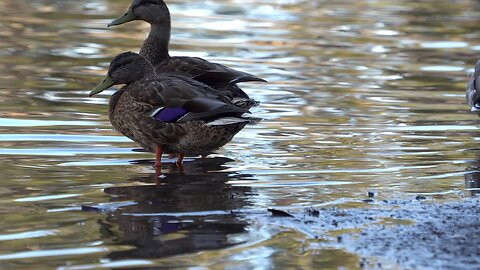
[155,165,163,185]
[177,162,184,174]
[155,145,163,167]
[176,153,185,166]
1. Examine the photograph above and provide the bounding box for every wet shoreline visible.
[266,194,480,269]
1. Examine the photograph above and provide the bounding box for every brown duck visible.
[89,52,257,166]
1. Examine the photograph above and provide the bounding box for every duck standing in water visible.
[89,52,257,166]
[467,61,480,113]
[108,0,266,104]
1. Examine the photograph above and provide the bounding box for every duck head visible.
[467,61,480,113]
[89,52,155,96]
[108,0,170,27]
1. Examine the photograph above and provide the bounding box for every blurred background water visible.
[0,0,479,269]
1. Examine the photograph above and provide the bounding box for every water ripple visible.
[0,247,109,261]
[0,134,129,142]
[0,118,99,127]
[0,230,58,241]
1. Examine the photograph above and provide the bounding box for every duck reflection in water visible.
[97,157,255,260]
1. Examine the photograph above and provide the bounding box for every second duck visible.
[108,0,266,103]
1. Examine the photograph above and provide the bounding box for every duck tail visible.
[206,116,262,126]
[233,98,260,109]
[230,76,267,85]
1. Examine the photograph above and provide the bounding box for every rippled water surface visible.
[1,0,480,269]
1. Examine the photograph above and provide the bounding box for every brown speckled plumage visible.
[91,52,256,160]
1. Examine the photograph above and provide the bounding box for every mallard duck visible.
[89,52,257,166]
[108,0,266,102]
[467,61,480,113]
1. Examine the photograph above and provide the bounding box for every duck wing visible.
[156,56,267,86]
[128,76,249,123]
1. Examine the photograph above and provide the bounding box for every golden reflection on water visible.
[0,0,479,269]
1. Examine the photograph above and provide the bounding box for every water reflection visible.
[97,158,254,260]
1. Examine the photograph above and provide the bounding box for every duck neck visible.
[144,67,156,78]
[139,22,171,66]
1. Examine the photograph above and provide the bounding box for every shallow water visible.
[0,0,479,268]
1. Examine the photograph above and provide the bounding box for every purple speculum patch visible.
[152,107,188,122]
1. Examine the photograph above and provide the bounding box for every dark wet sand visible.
[275,196,480,269]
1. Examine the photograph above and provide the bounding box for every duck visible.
[107,0,266,103]
[89,51,258,166]
[467,60,480,114]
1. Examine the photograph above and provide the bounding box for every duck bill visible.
[89,76,114,97]
[108,8,136,27]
